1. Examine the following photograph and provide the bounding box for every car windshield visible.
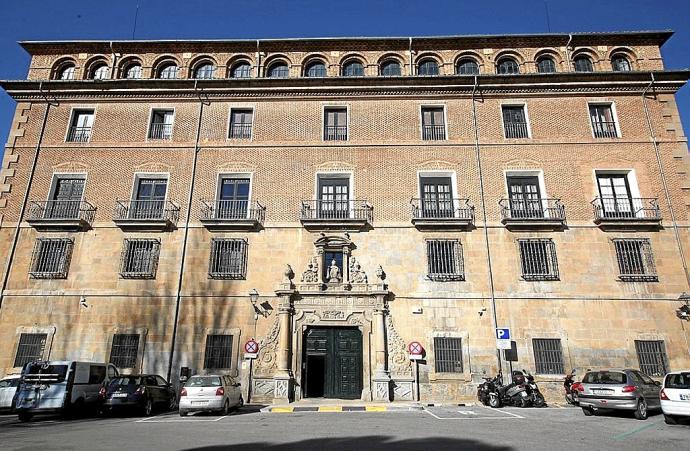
[186,376,221,387]
[666,373,690,389]
[24,364,68,382]
[109,376,143,387]
[583,371,627,385]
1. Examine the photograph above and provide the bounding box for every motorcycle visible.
[564,369,581,406]
[477,375,500,406]
[492,370,531,408]
[522,369,546,407]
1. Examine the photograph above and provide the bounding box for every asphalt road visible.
[0,405,687,450]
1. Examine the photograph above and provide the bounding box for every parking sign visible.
[496,328,510,340]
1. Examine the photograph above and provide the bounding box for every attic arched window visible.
[158,63,179,79]
[305,61,327,77]
[417,59,439,76]
[124,63,142,79]
[56,63,76,80]
[380,60,401,76]
[342,60,364,77]
[574,56,594,72]
[194,63,215,79]
[267,62,289,78]
[611,55,632,72]
[536,57,556,73]
[90,63,109,80]
[231,62,252,78]
[456,58,479,75]
[496,57,520,74]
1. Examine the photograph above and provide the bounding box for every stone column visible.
[372,305,391,401]
[273,301,293,403]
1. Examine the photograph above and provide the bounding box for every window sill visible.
[429,372,471,382]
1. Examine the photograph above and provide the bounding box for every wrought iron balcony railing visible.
[324,125,348,141]
[200,199,265,225]
[499,198,566,223]
[592,121,618,138]
[410,198,474,223]
[148,123,173,140]
[113,200,180,224]
[591,197,661,223]
[66,126,92,142]
[27,200,96,227]
[422,124,446,140]
[503,122,529,139]
[229,123,252,139]
[300,199,372,222]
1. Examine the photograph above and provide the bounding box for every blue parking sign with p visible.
[496,328,510,340]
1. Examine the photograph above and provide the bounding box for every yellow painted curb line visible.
[318,406,342,412]
[365,406,387,412]
[271,407,294,413]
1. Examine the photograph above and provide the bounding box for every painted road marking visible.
[424,406,525,420]
[270,407,294,413]
[365,406,387,412]
[613,420,661,440]
[136,414,228,423]
[318,406,342,412]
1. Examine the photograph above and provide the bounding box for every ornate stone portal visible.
[251,234,412,403]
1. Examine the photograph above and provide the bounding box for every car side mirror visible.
[654,381,661,386]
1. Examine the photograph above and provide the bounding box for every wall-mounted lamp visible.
[79,296,88,309]
[677,293,690,321]
[249,288,263,319]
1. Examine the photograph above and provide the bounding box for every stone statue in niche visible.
[349,257,368,284]
[327,259,341,283]
[301,257,319,283]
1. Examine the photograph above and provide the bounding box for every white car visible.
[0,375,21,411]
[178,375,243,416]
[661,371,690,425]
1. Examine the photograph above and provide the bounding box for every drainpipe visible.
[256,40,262,78]
[641,73,690,288]
[0,84,54,309]
[166,80,208,382]
[565,34,573,72]
[471,76,502,373]
[109,41,118,79]
[408,37,414,76]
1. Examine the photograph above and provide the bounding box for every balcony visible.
[503,122,529,139]
[410,198,474,229]
[229,123,252,139]
[499,198,566,229]
[300,199,373,231]
[324,125,347,141]
[592,197,661,228]
[422,124,446,141]
[66,126,91,143]
[26,200,96,230]
[200,200,265,230]
[113,200,180,230]
[592,121,618,138]
[148,123,173,140]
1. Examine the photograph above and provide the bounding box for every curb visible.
[261,404,424,413]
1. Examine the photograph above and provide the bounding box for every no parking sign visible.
[408,341,424,360]
[244,339,259,359]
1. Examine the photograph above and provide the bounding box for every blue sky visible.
[1,0,689,162]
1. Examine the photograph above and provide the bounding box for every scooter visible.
[477,375,500,406]
[492,370,531,408]
[564,369,581,406]
[522,369,546,407]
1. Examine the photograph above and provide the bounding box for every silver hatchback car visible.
[178,375,243,416]
[578,369,661,420]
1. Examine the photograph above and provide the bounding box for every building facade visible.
[1,31,689,403]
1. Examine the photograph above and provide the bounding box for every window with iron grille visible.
[14,333,47,368]
[29,238,74,279]
[613,238,657,281]
[502,105,530,138]
[120,239,161,279]
[635,340,668,377]
[434,337,463,373]
[324,108,348,141]
[518,239,559,281]
[209,239,248,279]
[203,335,233,369]
[589,104,618,138]
[426,239,464,281]
[533,338,565,374]
[421,107,446,140]
[229,109,253,139]
[109,334,140,369]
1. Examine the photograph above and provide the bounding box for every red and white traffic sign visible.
[244,339,259,354]
[408,341,424,355]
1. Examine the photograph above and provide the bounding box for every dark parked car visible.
[99,374,176,416]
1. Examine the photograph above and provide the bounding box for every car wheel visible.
[664,414,678,425]
[179,410,188,417]
[488,395,501,408]
[519,398,530,408]
[634,399,648,420]
[17,412,32,422]
[143,398,153,417]
[238,396,244,409]
[533,394,546,408]
[582,407,594,416]
[168,397,177,411]
[221,400,229,416]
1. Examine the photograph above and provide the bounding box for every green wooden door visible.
[304,327,362,399]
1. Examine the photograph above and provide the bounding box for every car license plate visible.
[593,389,611,396]
[681,394,690,401]
[113,393,128,398]
[191,401,207,405]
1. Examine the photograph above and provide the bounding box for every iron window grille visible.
[109,334,140,369]
[426,239,464,281]
[613,238,657,282]
[434,337,463,373]
[29,238,74,279]
[120,238,161,279]
[502,106,529,138]
[209,238,248,279]
[14,333,47,368]
[533,338,565,374]
[229,109,253,139]
[635,340,668,377]
[518,239,559,281]
[203,335,233,369]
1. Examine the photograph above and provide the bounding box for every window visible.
[305,61,327,77]
[194,63,215,79]
[89,366,106,384]
[209,238,248,279]
[131,178,168,219]
[533,339,565,374]
[203,335,233,369]
[506,175,543,219]
[419,176,453,218]
[536,57,556,73]
[574,56,594,72]
[497,57,520,74]
[456,58,479,75]
[426,239,464,281]
[612,55,632,72]
[589,104,618,138]
[380,60,401,76]
[324,107,348,141]
[518,239,559,281]
[29,238,73,279]
[229,109,253,139]
[434,337,463,373]
[635,340,668,377]
[418,59,439,76]
[613,238,657,281]
[342,60,364,77]
[502,105,529,138]
[14,333,47,368]
[231,62,252,79]
[90,63,109,80]
[596,173,634,218]
[267,62,289,78]
[421,106,446,140]
[148,109,174,140]
[120,238,161,279]
[57,64,76,80]
[158,63,178,79]
[67,109,94,142]
[45,176,85,219]
[124,63,142,79]
[316,176,350,219]
[110,334,140,369]
[217,177,251,219]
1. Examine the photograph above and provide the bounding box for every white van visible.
[15,361,118,422]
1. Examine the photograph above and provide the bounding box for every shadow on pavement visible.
[185,436,513,451]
